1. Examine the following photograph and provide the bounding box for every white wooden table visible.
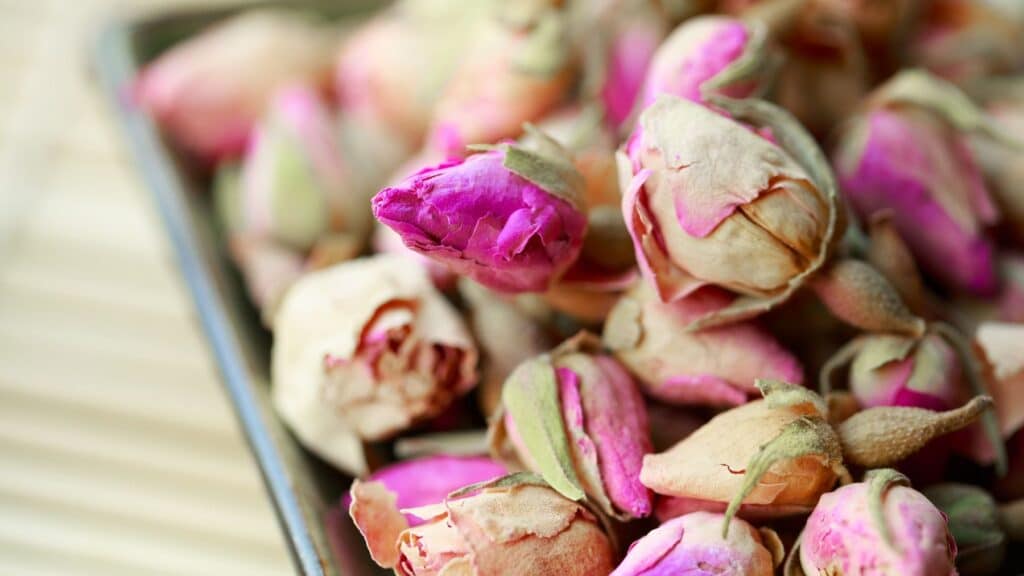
[0,1,294,573]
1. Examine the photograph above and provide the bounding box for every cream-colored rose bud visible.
[620,95,838,328]
[272,255,477,475]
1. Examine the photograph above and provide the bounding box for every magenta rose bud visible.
[611,512,780,576]
[134,10,336,162]
[491,335,653,520]
[640,16,760,107]
[373,139,587,293]
[834,75,999,296]
[800,471,958,576]
[348,456,505,526]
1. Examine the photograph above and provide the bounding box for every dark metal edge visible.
[92,18,329,576]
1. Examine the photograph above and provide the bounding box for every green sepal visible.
[447,471,549,501]
[511,9,570,76]
[865,468,911,553]
[757,379,827,417]
[501,128,586,211]
[267,129,330,251]
[722,415,847,538]
[213,162,244,235]
[501,357,586,502]
[701,22,773,99]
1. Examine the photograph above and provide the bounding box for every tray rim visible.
[92,9,332,575]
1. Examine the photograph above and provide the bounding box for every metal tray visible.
[93,3,385,574]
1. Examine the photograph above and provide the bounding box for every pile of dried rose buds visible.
[137,0,1024,573]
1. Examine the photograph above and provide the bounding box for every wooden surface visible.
[0,1,294,574]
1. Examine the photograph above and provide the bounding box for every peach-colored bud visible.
[271,255,477,475]
[350,475,615,575]
[134,10,337,162]
[604,282,803,407]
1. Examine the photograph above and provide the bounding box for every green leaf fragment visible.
[865,468,911,553]
[501,357,585,502]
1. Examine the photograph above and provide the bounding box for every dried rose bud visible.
[604,281,803,407]
[134,10,336,162]
[239,84,370,253]
[846,333,962,412]
[798,470,958,576]
[641,383,846,522]
[910,0,1023,86]
[427,5,575,157]
[924,483,1006,576]
[333,0,489,148]
[490,335,653,520]
[271,255,477,476]
[834,71,1000,296]
[640,16,766,108]
[620,95,837,327]
[349,474,615,575]
[643,381,992,526]
[611,511,782,576]
[959,322,1024,465]
[347,455,505,525]
[597,7,667,129]
[373,224,457,291]
[373,137,588,293]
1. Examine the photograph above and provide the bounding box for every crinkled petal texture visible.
[604,282,803,407]
[835,108,998,296]
[622,96,829,302]
[961,322,1024,463]
[373,151,587,293]
[393,483,615,576]
[271,255,477,475]
[134,10,335,161]
[555,354,653,518]
[800,483,958,576]
[357,456,506,526]
[849,334,961,412]
[641,16,752,106]
[611,512,774,576]
[640,400,837,519]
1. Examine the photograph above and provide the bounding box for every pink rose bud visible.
[604,282,804,407]
[834,72,1000,296]
[910,0,1024,85]
[348,455,505,526]
[611,512,781,576]
[134,10,336,162]
[799,470,958,576]
[491,335,653,520]
[349,474,615,575]
[427,6,575,157]
[373,224,458,291]
[271,255,478,476]
[239,84,370,253]
[333,0,489,148]
[640,16,762,108]
[373,137,588,293]
[847,333,962,412]
[598,8,667,128]
[621,95,835,324]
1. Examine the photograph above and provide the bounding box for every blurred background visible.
[0,1,293,573]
